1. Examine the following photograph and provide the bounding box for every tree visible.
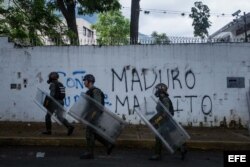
[92,10,130,45]
[0,0,67,46]
[53,0,121,45]
[189,1,211,38]
[151,31,170,44]
[130,0,140,44]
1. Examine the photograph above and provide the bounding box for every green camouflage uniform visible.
[85,87,104,154]
[154,95,173,156]
[45,81,72,132]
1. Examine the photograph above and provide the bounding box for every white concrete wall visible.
[1,37,250,127]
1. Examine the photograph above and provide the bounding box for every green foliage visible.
[0,0,68,46]
[189,1,211,38]
[92,10,130,45]
[77,0,121,14]
[151,31,170,44]
[47,0,121,45]
[0,0,121,45]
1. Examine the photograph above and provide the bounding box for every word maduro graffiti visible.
[112,67,212,115]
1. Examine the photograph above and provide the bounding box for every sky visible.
[119,0,250,37]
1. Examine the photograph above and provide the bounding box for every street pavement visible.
[0,146,223,167]
[0,122,250,151]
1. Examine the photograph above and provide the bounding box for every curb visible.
[0,137,84,147]
[187,141,250,151]
[1,137,250,151]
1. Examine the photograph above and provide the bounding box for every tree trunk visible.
[56,0,79,45]
[130,0,140,44]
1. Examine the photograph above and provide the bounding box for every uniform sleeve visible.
[49,83,56,98]
[92,89,103,104]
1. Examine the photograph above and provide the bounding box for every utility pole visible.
[243,12,248,42]
[130,0,140,44]
[232,10,248,42]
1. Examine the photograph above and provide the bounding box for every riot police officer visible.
[149,83,187,161]
[42,72,74,136]
[80,74,113,159]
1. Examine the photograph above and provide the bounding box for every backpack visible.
[86,87,105,105]
[158,96,174,116]
[168,98,174,116]
[55,82,66,100]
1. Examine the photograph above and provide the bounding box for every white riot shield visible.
[34,88,66,125]
[68,93,126,145]
[135,96,190,154]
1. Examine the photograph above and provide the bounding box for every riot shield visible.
[135,96,190,154]
[34,88,66,125]
[68,93,126,145]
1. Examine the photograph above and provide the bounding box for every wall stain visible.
[36,72,43,83]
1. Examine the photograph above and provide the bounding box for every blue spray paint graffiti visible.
[104,94,112,106]
[58,70,85,107]
[57,70,112,107]
[58,71,85,89]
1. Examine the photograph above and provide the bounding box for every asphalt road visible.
[0,146,223,167]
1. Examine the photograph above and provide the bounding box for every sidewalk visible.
[0,122,250,151]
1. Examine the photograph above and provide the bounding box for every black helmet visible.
[83,74,95,83]
[154,83,168,97]
[47,72,59,84]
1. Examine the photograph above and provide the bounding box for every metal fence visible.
[9,36,250,47]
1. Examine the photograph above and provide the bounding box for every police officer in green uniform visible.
[150,83,187,161]
[42,72,74,136]
[80,74,113,159]
[149,83,174,160]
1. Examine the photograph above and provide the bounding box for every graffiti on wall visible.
[57,70,111,107]
[57,70,85,107]
[112,67,212,116]
[55,67,212,118]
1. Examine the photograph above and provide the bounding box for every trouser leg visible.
[95,133,110,146]
[45,113,52,132]
[180,143,188,160]
[62,119,72,128]
[95,133,114,155]
[56,109,73,129]
[149,136,162,160]
[154,137,162,155]
[86,126,95,154]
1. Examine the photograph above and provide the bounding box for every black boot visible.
[149,154,161,161]
[62,119,74,136]
[179,143,188,160]
[42,131,51,135]
[107,144,115,155]
[44,113,52,135]
[80,152,94,159]
[67,126,74,136]
[180,148,187,160]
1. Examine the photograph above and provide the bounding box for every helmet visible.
[47,72,59,84]
[83,74,95,83]
[154,83,168,97]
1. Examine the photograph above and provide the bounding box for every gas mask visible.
[153,83,168,97]
[47,72,59,84]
